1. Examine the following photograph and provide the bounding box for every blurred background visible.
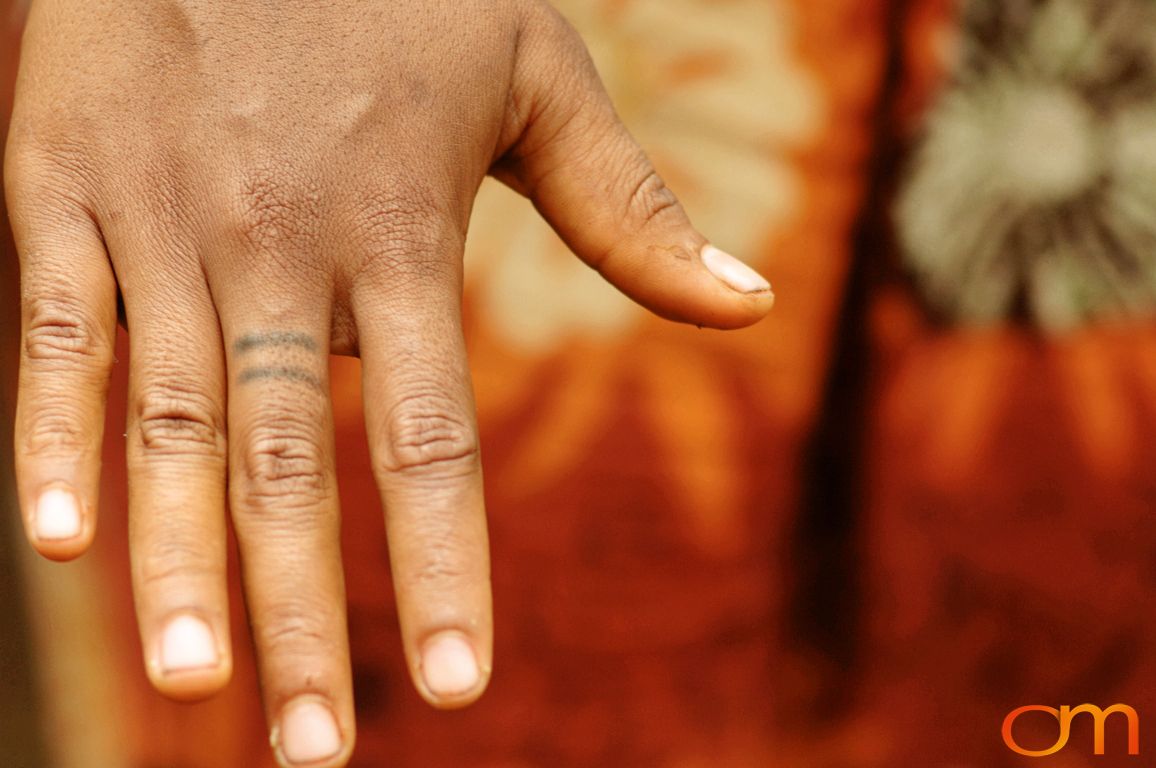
[5,0,1156,766]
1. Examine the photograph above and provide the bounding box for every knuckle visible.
[345,188,459,287]
[380,394,479,475]
[134,384,226,459]
[138,534,216,589]
[525,0,591,64]
[404,545,471,590]
[239,414,329,506]
[256,600,337,656]
[20,403,89,458]
[350,186,443,241]
[3,142,40,191]
[23,297,111,367]
[624,164,681,227]
[228,168,321,253]
[134,154,195,225]
[5,136,97,203]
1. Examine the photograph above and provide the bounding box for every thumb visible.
[492,4,774,331]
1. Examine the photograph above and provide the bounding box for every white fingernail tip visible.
[422,633,481,698]
[702,245,772,294]
[160,614,219,674]
[35,488,82,541]
[278,699,343,765]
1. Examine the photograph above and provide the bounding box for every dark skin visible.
[5,1,774,765]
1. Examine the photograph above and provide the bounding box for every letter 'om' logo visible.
[1002,704,1140,757]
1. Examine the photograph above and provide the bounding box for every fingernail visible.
[421,633,480,698]
[701,245,772,294]
[160,614,219,674]
[35,487,82,541]
[277,699,343,765]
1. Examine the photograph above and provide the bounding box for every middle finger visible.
[212,265,354,768]
[107,220,233,701]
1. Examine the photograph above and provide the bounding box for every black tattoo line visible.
[237,366,323,389]
[233,332,317,355]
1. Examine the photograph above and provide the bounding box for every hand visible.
[5,1,774,765]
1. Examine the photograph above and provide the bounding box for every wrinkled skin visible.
[4,1,774,765]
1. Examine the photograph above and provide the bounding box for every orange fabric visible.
[859,317,1156,768]
[853,3,1156,766]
